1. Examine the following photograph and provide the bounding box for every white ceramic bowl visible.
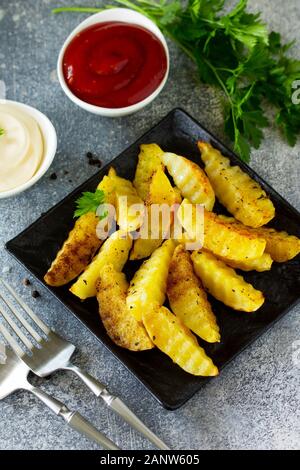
[57,8,170,117]
[0,100,57,199]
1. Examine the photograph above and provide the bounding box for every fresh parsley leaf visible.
[0,128,4,136]
[74,189,106,218]
[219,0,268,49]
[234,130,251,163]
[189,0,224,21]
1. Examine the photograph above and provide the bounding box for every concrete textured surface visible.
[0,0,299,450]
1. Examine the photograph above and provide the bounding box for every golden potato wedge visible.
[250,227,300,263]
[173,186,182,204]
[167,245,220,343]
[198,141,275,227]
[217,215,300,263]
[177,199,266,261]
[70,230,132,299]
[44,174,116,287]
[108,167,117,178]
[96,174,116,206]
[191,250,264,312]
[142,306,218,376]
[44,212,102,287]
[96,265,153,351]
[109,169,145,232]
[218,253,273,272]
[133,143,164,201]
[160,152,215,211]
[127,239,176,321]
[130,168,178,260]
[145,167,178,207]
[130,237,163,261]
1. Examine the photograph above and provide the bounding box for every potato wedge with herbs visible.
[173,186,182,204]
[127,239,176,321]
[191,250,264,312]
[44,212,102,287]
[253,227,300,262]
[70,230,132,299]
[130,168,178,260]
[167,245,220,343]
[109,168,145,232]
[96,265,153,351]
[133,143,165,201]
[177,199,266,261]
[145,166,178,207]
[198,141,275,227]
[160,152,215,211]
[218,214,300,263]
[130,233,163,261]
[218,253,273,272]
[97,174,116,207]
[44,175,116,287]
[142,306,218,376]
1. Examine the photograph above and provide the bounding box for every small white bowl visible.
[57,8,170,117]
[0,100,57,199]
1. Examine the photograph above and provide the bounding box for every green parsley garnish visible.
[53,0,300,162]
[74,189,107,218]
[0,128,5,137]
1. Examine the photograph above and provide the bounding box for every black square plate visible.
[6,108,300,410]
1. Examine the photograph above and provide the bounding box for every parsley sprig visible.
[53,0,300,162]
[74,189,108,219]
[0,128,4,137]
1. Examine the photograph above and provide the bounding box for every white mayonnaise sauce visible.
[0,103,43,192]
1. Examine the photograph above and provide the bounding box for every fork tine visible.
[0,287,43,343]
[0,318,25,357]
[0,299,34,351]
[0,278,50,336]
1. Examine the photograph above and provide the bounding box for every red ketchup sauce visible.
[63,22,168,108]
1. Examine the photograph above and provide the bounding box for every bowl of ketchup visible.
[57,8,169,117]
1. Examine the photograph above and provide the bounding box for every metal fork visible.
[0,346,119,450]
[0,278,169,450]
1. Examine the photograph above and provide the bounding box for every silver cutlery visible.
[0,278,169,450]
[0,346,119,450]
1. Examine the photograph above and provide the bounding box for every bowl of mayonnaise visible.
[0,100,57,199]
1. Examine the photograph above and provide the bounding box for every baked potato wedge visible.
[129,235,163,261]
[177,199,266,261]
[218,253,273,272]
[201,212,267,262]
[96,264,153,351]
[44,212,102,287]
[167,245,220,343]
[198,141,275,227]
[173,186,182,204]
[44,174,116,287]
[97,174,116,207]
[160,152,215,211]
[109,168,145,232]
[127,239,176,321]
[70,230,132,299]
[130,168,178,260]
[217,215,300,263]
[250,227,300,263]
[133,143,164,201]
[142,306,218,376]
[145,166,178,207]
[191,250,265,312]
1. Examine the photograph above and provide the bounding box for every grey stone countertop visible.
[0,0,299,451]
